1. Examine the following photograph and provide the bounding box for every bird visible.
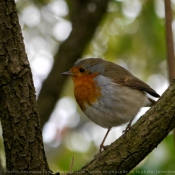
[62,58,160,154]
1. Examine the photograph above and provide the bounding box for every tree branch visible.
[67,80,175,175]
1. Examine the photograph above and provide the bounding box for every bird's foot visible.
[94,145,109,159]
[122,123,131,135]
[122,117,134,135]
[102,145,109,150]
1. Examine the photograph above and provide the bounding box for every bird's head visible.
[61,58,105,79]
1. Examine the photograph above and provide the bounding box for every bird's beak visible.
[61,71,73,76]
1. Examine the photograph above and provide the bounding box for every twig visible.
[69,157,74,173]
[164,0,175,153]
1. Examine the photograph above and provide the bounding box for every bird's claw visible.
[94,145,109,160]
[122,124,131,135]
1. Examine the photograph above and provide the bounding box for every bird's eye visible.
[79,68,85,73]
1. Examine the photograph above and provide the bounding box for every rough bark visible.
[67,80,175,175]
[0,1,50,174]
[38,0,109,128]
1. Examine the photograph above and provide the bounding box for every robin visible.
[62,58,160,154]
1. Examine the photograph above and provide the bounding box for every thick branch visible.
[38,0,109,128]
[69,80,175,175]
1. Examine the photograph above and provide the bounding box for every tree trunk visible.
[0,1,50,174]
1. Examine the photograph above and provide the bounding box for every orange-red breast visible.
[62,58,160,153]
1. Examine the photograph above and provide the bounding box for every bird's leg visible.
[122,117,134,135]
[94,128,111,159]
[99,128,111,153]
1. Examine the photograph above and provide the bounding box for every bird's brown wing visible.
[102,63,160,98]
[120,76,160,98]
